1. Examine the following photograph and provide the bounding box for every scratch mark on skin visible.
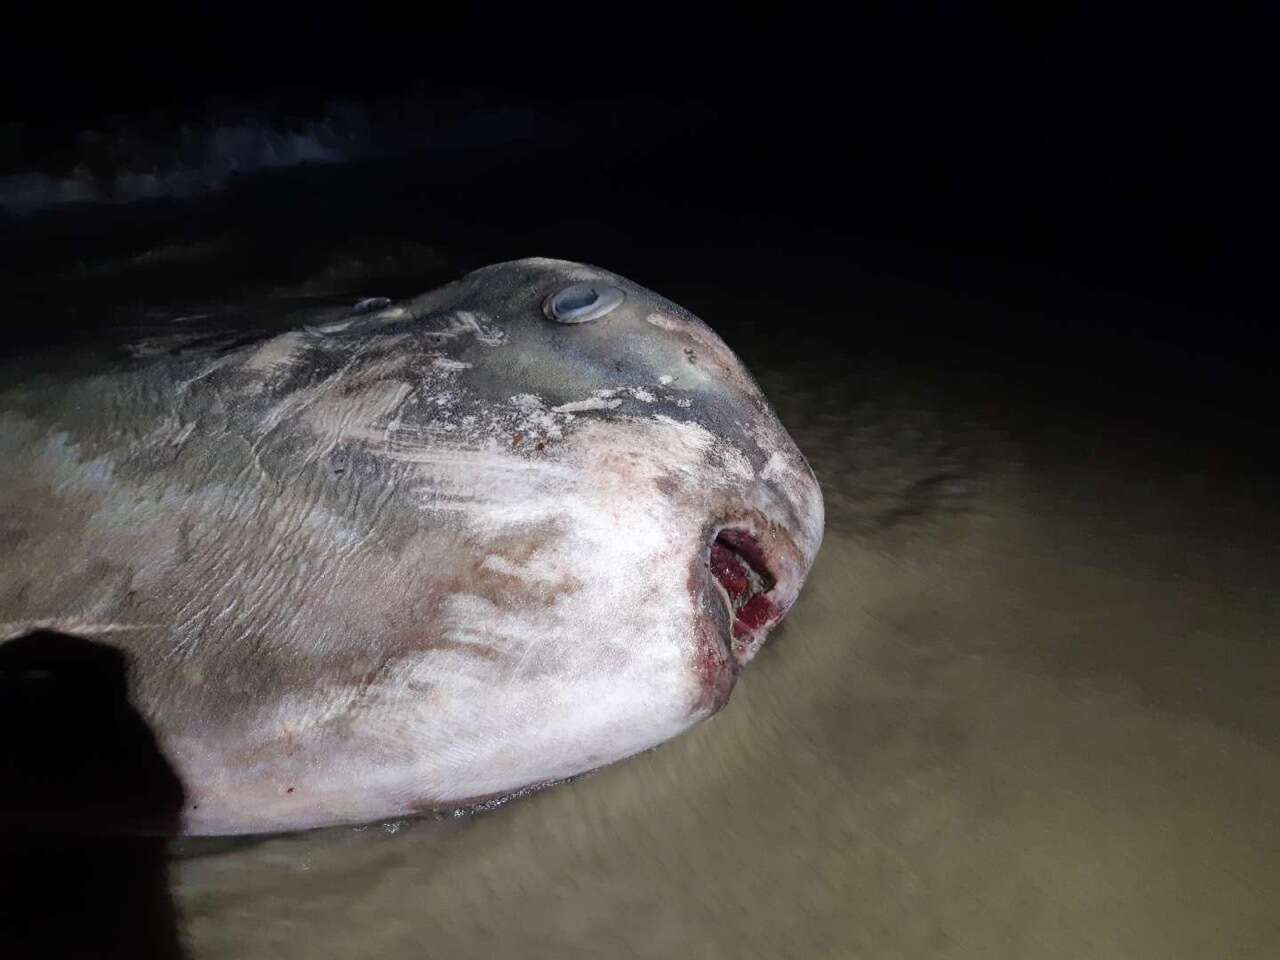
[382,387,419,447]
[417,310,508,347]
[506,624,549,687]
[171,421,197,447]
[176,353,240,395]
[243,331,308,372]
[249,341,378,484]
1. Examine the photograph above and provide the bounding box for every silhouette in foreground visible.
[0,630,186,958]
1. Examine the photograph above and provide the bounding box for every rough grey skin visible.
[0,259,823,835]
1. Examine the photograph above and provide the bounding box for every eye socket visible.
[544,283,625,324]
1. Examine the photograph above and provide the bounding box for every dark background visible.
[1,4,1275,449]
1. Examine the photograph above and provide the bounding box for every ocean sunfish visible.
[0,258,823,834]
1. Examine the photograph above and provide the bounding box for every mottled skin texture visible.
[0,259,823,835]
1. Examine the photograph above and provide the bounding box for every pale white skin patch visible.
[161,415,734,832]
[362,418,723,801]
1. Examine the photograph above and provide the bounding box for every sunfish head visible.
[331,258,825,805]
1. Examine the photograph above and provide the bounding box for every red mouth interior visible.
[709,529,780,641]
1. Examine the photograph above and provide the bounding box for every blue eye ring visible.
[544,283,625,324]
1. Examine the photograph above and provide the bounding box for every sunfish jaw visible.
[711,529,776,639]
[706,523,799,666]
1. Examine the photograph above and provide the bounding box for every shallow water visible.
[3,161,1278,957]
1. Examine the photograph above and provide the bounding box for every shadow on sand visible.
[0,630,186,959]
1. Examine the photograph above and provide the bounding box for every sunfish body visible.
[0,259,823,834]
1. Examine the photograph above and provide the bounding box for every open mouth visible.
[709,528,782,657]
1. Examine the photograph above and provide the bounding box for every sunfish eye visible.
[544,282,625,324]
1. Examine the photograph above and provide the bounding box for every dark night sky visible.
[2,5,1273,353]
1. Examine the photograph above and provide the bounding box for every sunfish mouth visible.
[709,527,782,661]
